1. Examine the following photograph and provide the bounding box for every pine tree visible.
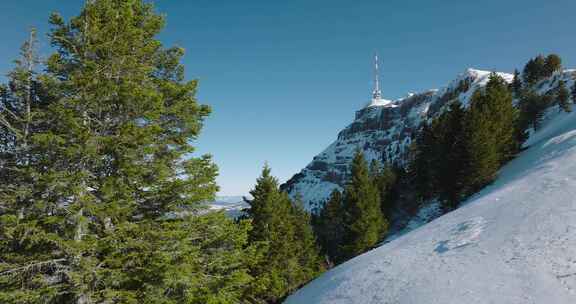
[544,54,562,77]
[0,27,39,203]
[462,73,518,194]
[244,166,323,303]
[557,80,571,113]
[313,190,346,265]
[370,160,397,218]
[340,150,386,260]
[433,101,468,210]
[1,1,256,303]
[410,122,437,201]
[511,69,522,96]
[523,55,547,86]
[518,90,550,130]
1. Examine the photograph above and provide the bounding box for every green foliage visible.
[410,101,468,210]
[370,160,398,217]
[462,73,518,194]
[544,54,562,76]
[410,74,520,211]
[409,122,436,201]
[523,54,562,86]
[511,69,522,96]
[557,80,571,113]
[0,1,256,303]
[312,190,345,265]
[518,90,552,130]
[523,55,546,85]
[244,166,323,303]
[434,101,469,210]
[340,151,387,260]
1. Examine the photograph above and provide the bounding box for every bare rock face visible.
[282,69,513,210]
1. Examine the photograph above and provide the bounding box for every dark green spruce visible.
[340,151,387,260]
[244,165,323,303]
[0,1,257,303]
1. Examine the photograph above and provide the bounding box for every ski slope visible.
[286,108,576,303]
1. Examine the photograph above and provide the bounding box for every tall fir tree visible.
[433,101,468,210]
[312,190,346,265]
[340,150,386,260]
[0,1,257,303]
[511,69,522,96]
[370,160,397,218]
[409,122,437,201]
[244,165,323,303]
[523,55,546,86]
[557,80,571,113]
[518,90,551,131]
[462,73,518,194]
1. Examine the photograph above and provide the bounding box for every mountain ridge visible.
[285,80,576,304]
[282,68,514,209]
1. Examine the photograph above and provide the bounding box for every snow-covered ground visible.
[286,107,576,303]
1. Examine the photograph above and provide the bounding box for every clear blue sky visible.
[1,0,575,195]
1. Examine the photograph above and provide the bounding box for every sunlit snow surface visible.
[286,108,576,303]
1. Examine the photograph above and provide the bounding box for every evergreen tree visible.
[544,54,562,77]
[370,160,398,218]
[409,122,437,201]
[572,82,576,104]
[0,1,256,303]
[313,190,346,265]
[340,151,386,260]
[462,73,518,194]
[523,55,546,86]
[511,69,522,96]
[557,80,571,113]
[433,101,468,210]
[0,28,43,219]
[244,166,323,303]
[518,90,550,130]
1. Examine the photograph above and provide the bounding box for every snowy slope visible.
[283,69,514,210]
[285,107,576,303]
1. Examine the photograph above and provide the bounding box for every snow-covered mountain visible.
[205,195,248,218]
[282,69,515,209]
[285,74,576,304]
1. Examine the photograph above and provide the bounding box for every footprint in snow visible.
[435,216,487,254]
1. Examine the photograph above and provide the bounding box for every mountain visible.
[282,69,514,210]
[285,72,576,304]
[205,195,248,218]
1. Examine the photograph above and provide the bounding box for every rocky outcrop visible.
[282,69,513,209]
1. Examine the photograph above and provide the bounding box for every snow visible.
[286,107,576,303]
[286,68,516,208]
[366,97,394,108]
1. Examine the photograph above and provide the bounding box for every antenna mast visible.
[372,54,382,100]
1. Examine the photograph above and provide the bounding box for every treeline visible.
[1,1,574,302]
[0,1,323,303]
[413,54,571,212]
[312,53,574,267]
[312,152,399,265]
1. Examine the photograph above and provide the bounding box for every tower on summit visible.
[372,54,382,101]
[365,54,392,108]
